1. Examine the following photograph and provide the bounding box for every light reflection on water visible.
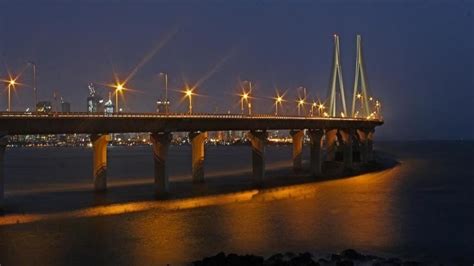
[0,142,473,265]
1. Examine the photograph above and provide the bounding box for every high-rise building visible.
[86,83,104,113]
[61,101,71,112]
[104,92,114,115]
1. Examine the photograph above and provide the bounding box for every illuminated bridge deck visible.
[0,112,383,135]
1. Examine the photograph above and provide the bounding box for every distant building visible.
[86,83,104,113]
[36,101,53,113]
[61,101,71,112]
[104,92,114,115]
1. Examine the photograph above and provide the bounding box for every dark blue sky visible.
[0,1,473,140]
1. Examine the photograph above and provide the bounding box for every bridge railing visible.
[0,111,382,122]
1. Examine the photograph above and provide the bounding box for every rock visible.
[336,260,354,266]
[317,258,330,265]
[340,249,365,260]
[330,254,342,261]
[193,252,227,266]
[385,257,402,266]
[289,253,317,266]
[239,254,264,266]
[265,253,287,266]
[226,253,242,265]
[402,261,421,266]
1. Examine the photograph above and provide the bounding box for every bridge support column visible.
[325,129,337,161]
[308,129,324,177]
[0,135,7,210]
[367,128,375,161]
[290,130,304,172]
[189,131,207,183]
[91,134,110,192]
[150,132,172,197]
[248,130,267,186]
[340,129,355,170]
[357,129,369,164]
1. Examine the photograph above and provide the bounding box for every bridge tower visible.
[351,34,371,118]
[327,34,348,117]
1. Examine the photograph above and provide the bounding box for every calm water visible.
[0,141,473,265]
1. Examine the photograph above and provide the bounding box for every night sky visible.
[0,1,472,140]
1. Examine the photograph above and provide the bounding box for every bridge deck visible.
[0,112,383,135]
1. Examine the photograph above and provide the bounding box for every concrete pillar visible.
[325,129,338,161]
[367,128,375,161]
[91,134,110,192]
[248,130,267,186]
[357,129,369,164]
[150,132,172,197]
[290,130,304,172]
[0,135,7,210]
[189,131,207,183]
[340,129,355,170]
[308,129,324,177]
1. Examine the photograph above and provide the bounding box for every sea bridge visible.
[0,34,384,209]
[0,112,383,208]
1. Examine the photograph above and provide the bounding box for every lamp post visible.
[6,78,16,112]
[159,72,169,114]
[275,96,283,115]
[27,62,37,107]
[318,103,325,117]
[115,83,124,112]
[242,80,252,115]
[311,102,317,116]
[185,88,193,114]
[297,98,305,116]
[241,92,249,114]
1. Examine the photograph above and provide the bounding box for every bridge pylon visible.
[351,34,371,118]
[327,34,348,117]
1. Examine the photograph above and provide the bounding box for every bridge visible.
[0,112,383,208]
[0,34,384,209]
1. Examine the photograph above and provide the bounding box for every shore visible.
[193,249,431,266]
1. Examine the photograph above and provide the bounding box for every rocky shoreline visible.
[192,249,430,266]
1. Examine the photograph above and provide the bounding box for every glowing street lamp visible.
[275,95,284,115]
[3,77,18,112]
[242,80,253,115]
[297,98,305,116]
[114,83,124,112]
[375,100,381,119]
[318,103,325,117]
[241,92,249,114]
[311,102,317,116]
[184,87,194,114]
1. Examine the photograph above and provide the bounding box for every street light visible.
[311,102,317,116]
[6,78,17,112]
[159,72,169,114]
[27,61,37,106]
[242,80,252,115]
[318,103,325,117]
[184,87,194,114]
[3,77,17,112]
[275,95,283,115]
[240,92,249,114]
[297,98,305,116]
[115,83,124,112]
[375,100,381,119]
[354,92,363,117]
